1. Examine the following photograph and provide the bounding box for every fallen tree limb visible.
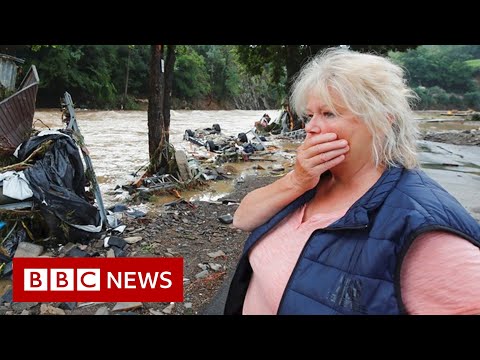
[0,140,53,172]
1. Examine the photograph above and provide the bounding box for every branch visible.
[0,140,53,172]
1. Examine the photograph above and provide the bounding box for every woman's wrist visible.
[285,170,307,194]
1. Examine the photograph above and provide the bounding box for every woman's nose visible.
[305,115,324,134]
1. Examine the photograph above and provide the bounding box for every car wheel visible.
[238,133,248,143]
[206,140,216,152]
[184,129,194,140]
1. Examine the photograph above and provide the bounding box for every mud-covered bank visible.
[422,128,480,146]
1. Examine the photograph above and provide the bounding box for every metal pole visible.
[245,127,267,150]
[63,92,108,229]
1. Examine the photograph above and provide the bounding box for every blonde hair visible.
[290,47,420,169]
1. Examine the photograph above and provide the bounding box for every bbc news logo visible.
[13,257,183,302]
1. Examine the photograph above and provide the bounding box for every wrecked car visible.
[184,124,245,153]
[183,122,269,157]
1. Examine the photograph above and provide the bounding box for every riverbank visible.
[133,97,238,112]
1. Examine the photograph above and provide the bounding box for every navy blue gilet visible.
[224,167,480,315]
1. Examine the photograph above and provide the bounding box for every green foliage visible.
[193,45,242,101]
[126,46,150,97]
[448,93,463,109]
[0,84,14,101]
[0,45,423,110]
[471,113,480,121]
[465,59,480,71]
[464,91,480,109]
[235,45,286,82]
[390,45,477,93]
[19,45,119,108]
[122,95,141,110]
[30,45,58,52]
[413,86,479,110]
[235,45,417,105]
[391,45,480,110]
[173,46,211,100]
[74,45,118,107]
[430,86,450,106]
[109,45,150,101]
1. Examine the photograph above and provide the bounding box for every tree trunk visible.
[285,45,300,91]
[221,48,229,101]
[122,46,131,110]
[163,45,176,144]
[147,45,165,174]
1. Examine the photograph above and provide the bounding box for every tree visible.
[10,45,119,108]
[390,45,477,94]
[194,45,241,103]
[110,45,150,107]
[235,45,418,98]
[122,45,132,110]
[172,46,210,101]
[147,45,176,174]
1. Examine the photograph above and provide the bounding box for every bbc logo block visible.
[24,268,101,291]
[14,258,183,302]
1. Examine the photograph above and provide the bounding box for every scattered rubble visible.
[0,174,279,315]
[422,128,480,146]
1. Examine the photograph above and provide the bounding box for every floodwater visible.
[33,109,480,221]
[33,109,284,206]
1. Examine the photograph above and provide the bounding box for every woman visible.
[224,47,480,315]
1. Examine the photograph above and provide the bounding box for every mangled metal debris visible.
[63,92,108,228]
[129,114,299,200]
[184,123,267,157]
[140,174,180,192]
[275,128,306,140]
[0,58,38,156]
[0,91,111,281]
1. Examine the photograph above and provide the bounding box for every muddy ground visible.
[96,174,280,316]
[0,174,280,316]
[423,128,480,146]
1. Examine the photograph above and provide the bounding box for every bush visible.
[120,95,141,110]
[471,113,480,121]
[413,86,478,110]
[464,91,480,110]
[448,94,463,109]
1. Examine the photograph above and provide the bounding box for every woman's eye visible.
[323,112,335,118]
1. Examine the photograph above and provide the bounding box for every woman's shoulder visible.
[388,168,480,235]
[396,168,452,198]
[391,168,459,207]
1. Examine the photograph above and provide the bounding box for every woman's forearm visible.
[233,171,306,232]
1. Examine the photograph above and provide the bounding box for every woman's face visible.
[305,94,374,169]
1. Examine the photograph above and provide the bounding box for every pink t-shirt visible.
[243,204,347,315]
[401,231,480,315]
[243,205,480,315]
